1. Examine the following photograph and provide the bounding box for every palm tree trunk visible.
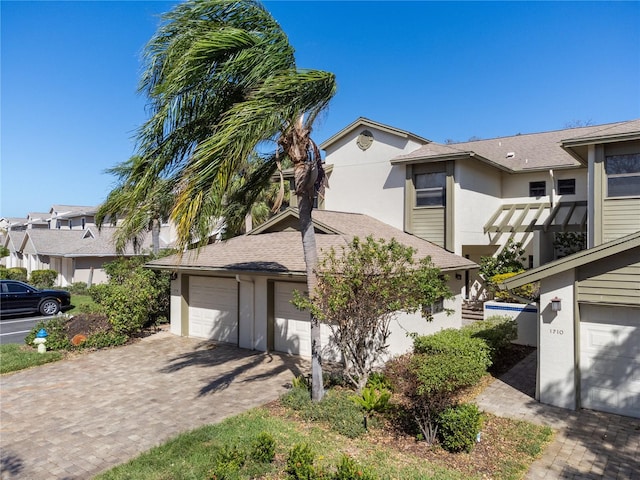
[298,193,324,402]
[151,218,160,256]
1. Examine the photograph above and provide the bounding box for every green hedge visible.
[30,269,58,289]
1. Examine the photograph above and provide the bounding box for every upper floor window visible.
[605,154,640,197]
[415,172,446,207]
[529,181,546,197]
[557,178,576,195]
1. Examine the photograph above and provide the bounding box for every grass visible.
[67,294,97,313]
[95,409,470,480]
[0,343,64,374]
[94,401,553,480]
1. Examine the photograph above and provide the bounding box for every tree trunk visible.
[151,217,160,256]
[298,193,324,402]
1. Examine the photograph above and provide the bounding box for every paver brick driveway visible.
[0,330,308,479]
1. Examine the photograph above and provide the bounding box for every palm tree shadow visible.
[0,452,23,478]
[160,341,308,397]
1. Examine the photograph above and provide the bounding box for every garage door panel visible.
[274,282,333,357]
[580,305,640,418]
[189,277,238,343]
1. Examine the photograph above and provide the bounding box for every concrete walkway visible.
[0,330,307,480]
[475,351,640,479]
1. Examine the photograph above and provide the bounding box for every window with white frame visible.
[415,172,446,207]
[605,153,640,197]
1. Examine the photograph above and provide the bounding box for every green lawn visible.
[95,404,553,480]
[0,343,64,374]
[67,294,97,313]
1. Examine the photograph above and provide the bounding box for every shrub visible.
[413,328,492,369]
[386,329,491,444]
[349,386,391,414]
[209,444,246,480]
[6,267,27,282]
[250,432,276,464]
[286,443,317,480]
[88,257,170,334]
[24,317,72,351]
[80,331,129,349]
[29,269,58,289]
[490,272,539,302]
[0,265,8,279]
[461,316,517,362]
[67,282,89,295]
[291,374,311,390]
[366,372,392,392]
[281,386,312,411]
[438,403,483,453]
[332,455,374,480]
[305,390,367,439]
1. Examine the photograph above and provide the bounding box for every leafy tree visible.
[294,236,452,392]
[553,232,586,258]
[96,156,174,255]
[0,245,9,258]
[479,239,526,280]
[102,0,336,400]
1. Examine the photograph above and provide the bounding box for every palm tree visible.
[132,0,336,400]
[96,156,174,255]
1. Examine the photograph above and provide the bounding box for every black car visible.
[0,280,72,316]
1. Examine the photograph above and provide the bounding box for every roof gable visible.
[320,117,430,151]
[150,208,477,273]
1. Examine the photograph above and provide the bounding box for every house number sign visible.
[549,329,564,335]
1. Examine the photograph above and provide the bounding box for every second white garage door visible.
[274,282,334,357]
[189,276,238,343]
[580,305,640,418]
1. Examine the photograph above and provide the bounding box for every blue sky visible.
[2,1,639,218]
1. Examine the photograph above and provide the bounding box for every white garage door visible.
[274,282,311,356]
[580,305,640,418]
[189,276,238,343]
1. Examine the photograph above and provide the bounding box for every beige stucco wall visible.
[73,258,108,285]
[323,127,425,230]
[168,270,467,360]
[454,159,502,254]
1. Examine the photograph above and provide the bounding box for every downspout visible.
[549,169,555,208]
[236,275,255,350]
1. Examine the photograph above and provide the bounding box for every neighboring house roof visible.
[16,227,164,258]
[2,217,27,230]
[320,117,431,150]
[5,231,26,252]
[561,119,640,164]
[148,208,477,274]
[392,119,638,172]
[49,205,98,219]
[500,230,640,289]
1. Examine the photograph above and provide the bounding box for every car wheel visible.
[40,299,60,316]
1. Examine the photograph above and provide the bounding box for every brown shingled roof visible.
[149,209,477,274]
[392,119,639,172]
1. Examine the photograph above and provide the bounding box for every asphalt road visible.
[0,314,51,345]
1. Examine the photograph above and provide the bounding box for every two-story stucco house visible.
[501,121,640,418]
[149,117,638,419]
